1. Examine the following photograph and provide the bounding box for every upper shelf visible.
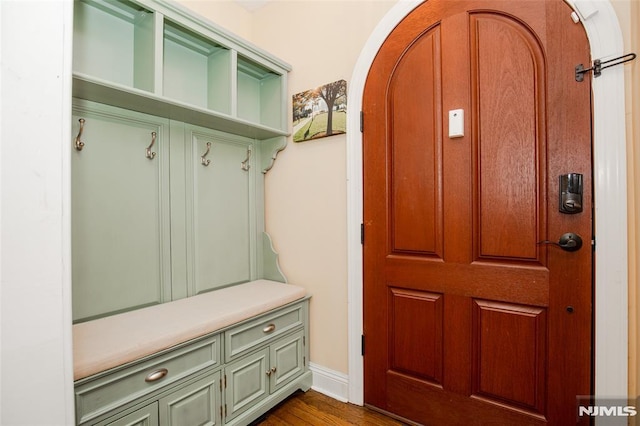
[72,0,292,139]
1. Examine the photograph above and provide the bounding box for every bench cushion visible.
[73,280,306,380]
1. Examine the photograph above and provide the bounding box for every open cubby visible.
[163,20,232,114]
[237,56,284,130]
[73,0,155,92]
[72,0,291,139]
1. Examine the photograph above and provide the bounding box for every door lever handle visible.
[538,232,583,252]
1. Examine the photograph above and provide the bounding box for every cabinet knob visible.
[145,368,168,383]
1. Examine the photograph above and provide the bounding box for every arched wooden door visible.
[362,1,593,424]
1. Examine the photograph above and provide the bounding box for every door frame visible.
[346,0,628,415]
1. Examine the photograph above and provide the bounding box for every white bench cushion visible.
[73,280,306,380]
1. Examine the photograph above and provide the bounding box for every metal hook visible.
[241,146,252,171]
[74,118,86,151]
[201,142,212,166]
[146,132,157,159]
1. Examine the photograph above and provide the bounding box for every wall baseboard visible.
[309,362,349,403]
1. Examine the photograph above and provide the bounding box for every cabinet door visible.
[184,125,255,296]
[103,402,158,426]
[225,348,269,422]
[270,329,305,393]
[159,371,222,426]
[72,102,171,322]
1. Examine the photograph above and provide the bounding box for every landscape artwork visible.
[292,79,347,142]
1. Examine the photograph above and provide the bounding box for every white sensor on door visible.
[449,109,464,138]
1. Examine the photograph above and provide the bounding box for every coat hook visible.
[241,146,252,171]
[146,132,157,159]
[74,118,86,151]
[201,142,212,166]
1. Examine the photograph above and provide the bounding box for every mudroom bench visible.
[73,280,311,426]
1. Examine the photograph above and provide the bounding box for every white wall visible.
[175,0,254,40]
[0,1,75,424]
[247,0,398,377]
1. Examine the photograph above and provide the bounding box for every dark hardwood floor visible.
[252,390,407,425]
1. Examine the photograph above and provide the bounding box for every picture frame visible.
[292,79,347,142]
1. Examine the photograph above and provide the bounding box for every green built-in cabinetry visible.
[72,1,309,424]
[74,297,311,426]
[73,0,289,139]
[72,100,284,321]
[71,0,292,322]
[71,103,171,321]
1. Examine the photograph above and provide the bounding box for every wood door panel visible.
[390,26,443,257]
[389,288,443,384]
[387,372,546,426]
[472,300,546,414]
[386,260,549,306]
[364,0,592,424]
[471,13,547,262]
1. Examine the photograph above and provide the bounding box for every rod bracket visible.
[576,52,636,82]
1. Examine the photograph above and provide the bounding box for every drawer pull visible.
[263,324,276,334]
[144,368,168,383]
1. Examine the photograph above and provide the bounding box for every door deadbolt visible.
[559,173,583,214]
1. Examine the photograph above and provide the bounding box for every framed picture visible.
[292,79,347,142]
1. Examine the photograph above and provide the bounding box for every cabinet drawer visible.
[225,303,304,361]
[75,334,220,425]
